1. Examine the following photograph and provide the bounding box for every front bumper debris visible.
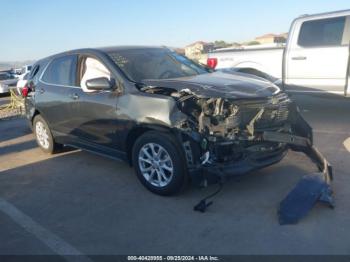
[191,107,334,225]
[261,109,334,224]
[265,133,334,224]
[189,145,288,186]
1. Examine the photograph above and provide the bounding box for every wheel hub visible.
[138,143,174,188]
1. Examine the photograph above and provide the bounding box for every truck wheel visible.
[132,131,188,196]
[33,115,63,154]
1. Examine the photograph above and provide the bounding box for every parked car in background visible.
[16,65,32,81]
[12,68,22,75]
[16,72,30,94]
[21,65,32,75]
[207,9,350,96]
[0,72,18,93]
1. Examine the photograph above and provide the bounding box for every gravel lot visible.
[0,94,350,256]
[0,94,24,120]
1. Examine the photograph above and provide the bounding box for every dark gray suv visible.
[24,46,332,208]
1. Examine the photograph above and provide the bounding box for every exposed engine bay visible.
[141,84,334,225]
[142,86,294,165]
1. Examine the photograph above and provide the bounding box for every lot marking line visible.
[343,137,350,152]
[0,198,93,262]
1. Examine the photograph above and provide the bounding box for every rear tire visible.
[33,115,63,154]
[132,131,188,196]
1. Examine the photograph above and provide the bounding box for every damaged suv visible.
[25,47,333,223]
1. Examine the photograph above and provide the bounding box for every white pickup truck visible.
[207,9,350,96]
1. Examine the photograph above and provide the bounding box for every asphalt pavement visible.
[0,94,350,256]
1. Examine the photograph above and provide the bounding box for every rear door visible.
[38,54,80,136]
[285,15,350,93]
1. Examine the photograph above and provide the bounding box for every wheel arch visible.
[234,61,267,74]
[234,62,278,82]
[31,109,41,123]
[31,109,54,133]
[125,124,179,166]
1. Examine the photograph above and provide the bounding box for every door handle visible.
[70,93,79,100]
[292,56,307,60]
[39,88,45,94]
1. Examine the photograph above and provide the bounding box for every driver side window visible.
[79,56,111,92]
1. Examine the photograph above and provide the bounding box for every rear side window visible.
[23,73,30,80]
[30,65,40,78]
[298,17,346,47]
[42,55,77,86]
[27,64,41,84]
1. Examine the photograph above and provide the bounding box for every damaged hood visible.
[142,71,280,99]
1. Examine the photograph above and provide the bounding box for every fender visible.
[234,61,267,74]
[232,61,278,83]
[124,123,184,165]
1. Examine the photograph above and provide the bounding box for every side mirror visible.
[86,77,114,90]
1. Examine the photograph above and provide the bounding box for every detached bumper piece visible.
[263,109,335,225]
[278,172,334,225]
[278,145,334,225]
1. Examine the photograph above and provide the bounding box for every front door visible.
[67,55,122,152]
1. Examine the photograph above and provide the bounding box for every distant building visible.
[173,48,185,55]
[255,33,288,44]
[185,41,214,61]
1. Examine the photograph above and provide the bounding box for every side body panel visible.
[285,11,350,94]
[209,48,284,81]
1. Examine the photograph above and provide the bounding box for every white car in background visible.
[0,72,18,94]
[16,72,30,94]
[16,65,32,80]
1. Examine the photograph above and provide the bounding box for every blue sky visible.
[1,0,349,61]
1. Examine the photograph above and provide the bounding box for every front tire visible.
[132,131,188,196]
[33,115,62,154]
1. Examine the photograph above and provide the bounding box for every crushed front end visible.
[174,92,292,183]
[172,90,334,224]
[141,85,334,224]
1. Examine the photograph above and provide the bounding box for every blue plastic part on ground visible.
[278,173,335,225]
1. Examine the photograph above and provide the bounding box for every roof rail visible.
[298,9,350,19]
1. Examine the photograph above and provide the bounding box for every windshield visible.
[107,48,209,83]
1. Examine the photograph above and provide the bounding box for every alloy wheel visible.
[35,121,50,149]
[138,143,174,187]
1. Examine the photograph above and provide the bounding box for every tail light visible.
[21,84,30,97]
[207,57,218,69]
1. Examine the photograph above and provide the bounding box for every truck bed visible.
[209,46,285,81]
